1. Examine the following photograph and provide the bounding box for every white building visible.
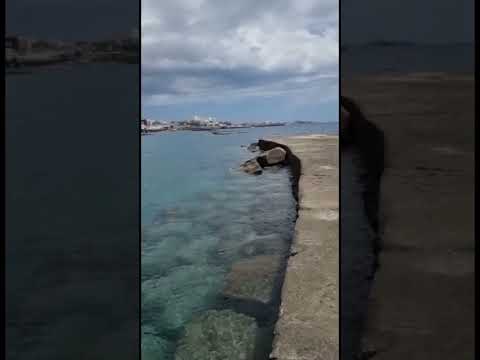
[190,115,220,127]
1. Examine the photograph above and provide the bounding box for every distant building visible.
[187,115,221,128]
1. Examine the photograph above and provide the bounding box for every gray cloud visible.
[142,0,338,107]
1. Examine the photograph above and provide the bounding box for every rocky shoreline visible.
[240,140,302,202]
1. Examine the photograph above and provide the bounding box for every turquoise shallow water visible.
[141,123,337,359]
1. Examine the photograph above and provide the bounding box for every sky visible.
[7,0,473,122]
[142,0,339,123]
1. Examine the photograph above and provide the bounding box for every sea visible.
[341,43,474,75]
[141,123,337,359]
[5,64,140,360]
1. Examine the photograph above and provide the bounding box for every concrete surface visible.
[268,135,339,360]
[342,74,475,359]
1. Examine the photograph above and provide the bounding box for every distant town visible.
[141,115,289,134]
[5,29,139,68]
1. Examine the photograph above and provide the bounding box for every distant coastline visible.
[141,121,287,135]
[341,41,473,51]
[5,32,139,70]
[140,119,336,135]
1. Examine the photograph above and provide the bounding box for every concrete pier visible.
[342,74,475,359]
[266,135,339,360]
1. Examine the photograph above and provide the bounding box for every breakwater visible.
[343,74,475,359]
[340,96,385,359]
[259,135,339,360]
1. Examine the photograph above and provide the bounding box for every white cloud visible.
[142,0,338,106]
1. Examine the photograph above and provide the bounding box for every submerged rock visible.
[223,255,283,304]
[214,228,289,266]
[142,328,173,360]
[257,147,287,167]
[240,158,263,175]
[175,310,257,360]
[142,265,225,339]
[237,233,288,258]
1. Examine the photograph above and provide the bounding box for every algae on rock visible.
[141,326,173,360]
[223,255,283,304]
[175,310,257,360]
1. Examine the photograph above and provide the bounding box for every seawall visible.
[259,135,339,360]
[342,74,475,359]
[340,95,385,359]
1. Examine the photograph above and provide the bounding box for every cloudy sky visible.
[142,0,339,122]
